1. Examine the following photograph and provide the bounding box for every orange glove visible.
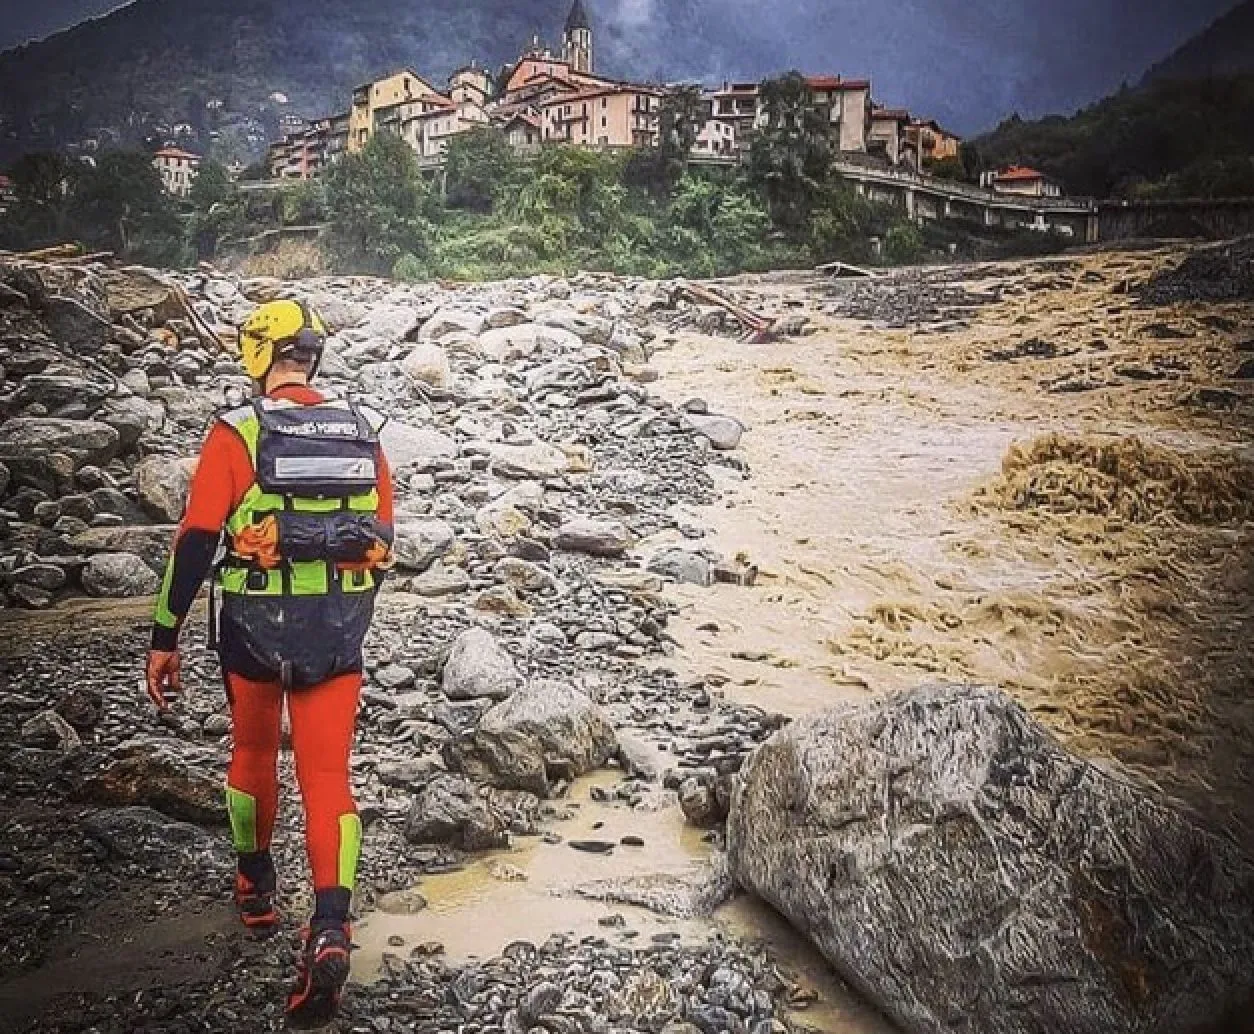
[145,650,182,712]
[338,539,394,574]
[232,515,281,569]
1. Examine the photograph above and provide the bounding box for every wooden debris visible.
[815,259,877,277]
[676,279,777,342]
[713,560,759,587]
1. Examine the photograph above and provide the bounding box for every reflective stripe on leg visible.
[337,813,361,890]
[227,785,259,854]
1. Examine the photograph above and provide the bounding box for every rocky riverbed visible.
[1,240,1252,1034]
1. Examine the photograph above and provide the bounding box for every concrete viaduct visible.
[827,160,1254,243]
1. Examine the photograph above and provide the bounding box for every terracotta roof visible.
[872,106,911,121]
[539,82,661,106]
[805,76,870,92]
[995,165,1050,182]
[154,147,200,160]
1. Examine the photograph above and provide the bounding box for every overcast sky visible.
[0,0,1241,133]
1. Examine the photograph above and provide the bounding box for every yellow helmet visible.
[239,300,328,381]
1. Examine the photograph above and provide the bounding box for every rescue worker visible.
[144,300,393,1028]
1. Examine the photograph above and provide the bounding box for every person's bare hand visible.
[145,650,182,712]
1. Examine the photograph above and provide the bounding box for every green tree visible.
[69,151,183,263]
[1,152,79,246]
[323,132,431,273]
[188,159,235,209]
[748,73,833,231]
[444,127,518,213]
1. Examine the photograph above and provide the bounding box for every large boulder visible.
[403,773,507,851]
[134,454,196,522]
[71,526,174,572]
[393,518,455,573]
[728,684,1254,1034]
[442,626,520,702]
[0,418,120,467]
[444,680,617,796]
[81,553,161,597]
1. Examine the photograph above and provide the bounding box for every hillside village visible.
[259,1,967,185]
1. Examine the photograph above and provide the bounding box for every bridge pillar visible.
[904,188,916,221]
[1086,213,1100,244]
[944,199,953,219]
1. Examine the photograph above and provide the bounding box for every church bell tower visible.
[563,0,594,74]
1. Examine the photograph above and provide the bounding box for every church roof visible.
[565,0,591,31]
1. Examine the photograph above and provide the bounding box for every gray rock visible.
[11,563,68,592]
[728,683,1254,1034]
[43,293,112,353]
[14,374,110,413]
[71,526,174,572]
[96,395,163,451]
[82,806,226,869]
[20,709,82,750]
[380,421,458,471]
[408,561,470,597]
[81,552,161,597]
[420,307,486,340]
[536,308,613,345]
[442,626,520,702]
[490,441,570,480]
[679,777,728,828]
[616,730,664,781]
[647,548,714,587]
[374,664,416,690]
[402,342,452,389]
[134,454,195,522]
[393,518,455,573]
[554,517,634,557]
[444,679,618,796]
[686,412,744,451]
[404,773,506,851]
[479,323,581,361]
[0,418,120,467]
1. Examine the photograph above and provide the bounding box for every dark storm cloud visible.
[0,0,1240,132]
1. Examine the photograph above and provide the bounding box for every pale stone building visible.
[349,70,443,152]
[153,147,201,197]
[869,106,910,165]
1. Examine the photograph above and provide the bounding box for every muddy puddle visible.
[354,770,892,1031]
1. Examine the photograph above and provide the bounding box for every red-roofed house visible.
[984,165,1063,198]
[153,147,201,197]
